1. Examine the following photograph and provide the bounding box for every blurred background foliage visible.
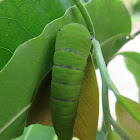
[123,0,140,13]
[123,0,140,33]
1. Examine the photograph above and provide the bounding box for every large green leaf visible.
[27,56,99,140]
[0,0,76,69]
[116,96,140,140]
[13,125,58,140]
[120,52,140,91]
[92,0,131,65]
[13,124,79,140]
[0,0,130,139]
[0,0,131,70]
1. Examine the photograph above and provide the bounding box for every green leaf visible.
[0,0,76,69]
[13,125,58,140]
[111,36,128,59]
[120,52,140,90]
[0,0,131,70]
[0,0,130,138]
[93,35,128,67]
[27,55,99,140]
[13,124,79,140]
[105,131,121,140]
[92,0,131,65]
[116,96,140,140]
[134,2,140,13]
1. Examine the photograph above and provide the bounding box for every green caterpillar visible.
[51,23,92,140]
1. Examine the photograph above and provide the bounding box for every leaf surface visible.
[73,56,99,140]
[13,125,57,140]
[116,96,140,140]
[120,52,140,92]
[0,0,76,69]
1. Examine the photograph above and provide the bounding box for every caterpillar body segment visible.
[51,23,92,140]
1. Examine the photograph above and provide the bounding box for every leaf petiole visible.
[102,79,132,140]
[73,0,95,38]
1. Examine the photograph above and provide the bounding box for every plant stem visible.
[126,30,140,41]
[132,30,140,38]
[92,39,120,96]
[73,0,95,38]
[92,38,140,123]
[102,79,132,140]
[108,117,132,140]
[102,79,111,119]
[102,79,112,140]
